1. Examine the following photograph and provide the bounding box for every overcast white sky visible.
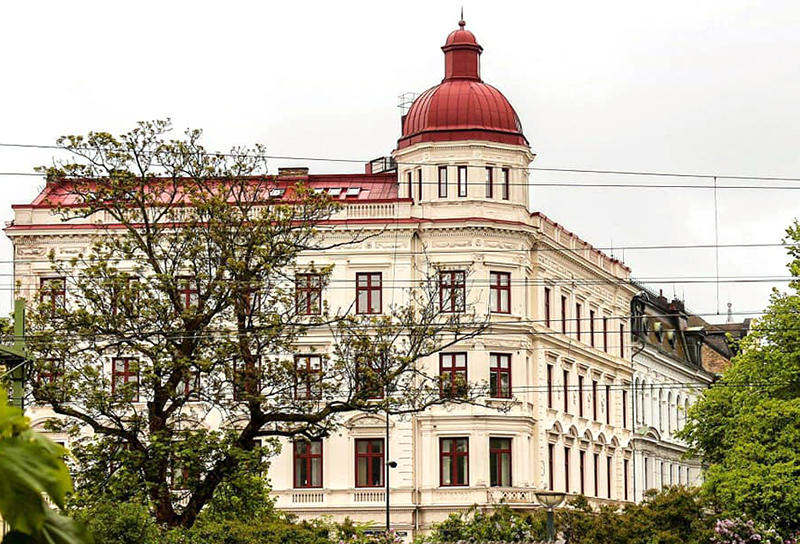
[2,0,799,322]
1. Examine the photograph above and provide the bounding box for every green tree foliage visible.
[0,390,89,544]
[681,221,800,536]
[26,120,485,528]
[424,504,547,543]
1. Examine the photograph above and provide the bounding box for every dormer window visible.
[269,188,285,198]
[653,322,663,342]
[328,188,342,197]
[345,187,361,197]
[666,330,676,349]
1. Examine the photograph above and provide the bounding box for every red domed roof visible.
[398,20,528,150]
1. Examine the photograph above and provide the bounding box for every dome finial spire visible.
[459,7,465,28]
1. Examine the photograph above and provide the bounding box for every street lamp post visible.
[534,490,566,543]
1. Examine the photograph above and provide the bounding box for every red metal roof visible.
[397,20,527,150]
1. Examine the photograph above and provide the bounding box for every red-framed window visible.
[489,437,511,487]
[548,443,555,490]
[589,309,596,347]
[544,287,551,327]
[457,166,467,197]
[547,364,553,408]
[603,316,609,352]
[575,302,582,340]
[356,359,384,400]
[233,358,260,401]
[440,437,468,486]
[439,270,465,313]
[177,369,199,397]
[563,369,569,413]
[578,375,585,417]
[439,353,467,398]
[561,296,568,333]
[294,354,322,400]
[111,358,138,401]
[564,446,571,493]
[579,450,586,495]
[40,277,65,315]
[485,167,493,198]
[177,276,198,309]
[438,166,448,198]
[501,168,510,200]
[489,272,510,314]
[294,440,323,488]
[489,353,511,398]
[592,379,598,421]
[111,276,139,316]
[355,438,384,487]
[356,272,382,314]
[296,274,322,316]
[606,384,611,424]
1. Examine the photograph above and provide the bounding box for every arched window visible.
[667,392,673,435]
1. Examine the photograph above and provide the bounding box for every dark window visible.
[407,171,413,203]
[548,443,555,490]
[355,438,384,487]
[177,276,199,309]
[40,277,65,315]
[356,359,384,400]
[606,384,611,424]
[603,317,609,352]
[439,270,465,313]
[296,274,322,315]
[489,272,511,314]
[624,459,629,500]
[417,169,423,201]
[589,309,596,346]
[294,440,322,488]
[563,369,569,413]
[620,324,625,357]
[440,353,467,398]
[111,276,138,316]
[593,452,599,497]
[575,303,582,340]
[356,272,382,314]
[438,166,448,198]
[579,450,586,495]
[489,353,511,398]
[578,375,584,417]
[592,380,598,421]
[622,389,628,428]
[440,437,469,486]
[485,167,493,198]
[544,287,551,327]
[607,456,613,498]
[561,296,568,334]
[564,446,571,493]
[112,358,138,401]
[294,354,322,400]
[501,168,510,200]
[489,437,511,487]
[457,166,467,197]
[547,364,553,408]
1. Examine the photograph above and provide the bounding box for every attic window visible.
[269,188,285,198]
[328,188,342,197]
[666,330,676,349]
[653,322,663,342]
[313,188,326,195]
[345,187,361,197]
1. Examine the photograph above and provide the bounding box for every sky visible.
[1,0,799,322]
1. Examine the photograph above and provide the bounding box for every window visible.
[407,171,413,203]
[356,360,384,400]
[457,166,467,197]
[417,169,423,201]
[547,364,553,408]
[489,437,511,487]
[619,324,625,357]
[579,450,586,495]
[575,303,582,340]
[296,274,322,315]
[561,296,568,333]
[489,353,511,398]
[589,309,596,347]
[548,443,555,490]
[501,168,510,200]
[489,272,510,313]
[294,440,322,488]
[438,166,448,197]
[544,287,551,327]
[564,446,571,493]
[578,375,584,417]
[294,355,322,400]
[606,384,611,424]
[112,358,138,401]
[622,390,628,428]
[233,358,260,401]
[593,453,599,497]
[592,380,598,421]
[603,316,609,352]
[624,459,629,500]
[608,456,613,498]
[440,353,467,398]
[40,277,65,315]
[177,370,198,398]
[439,270,465,313]
[485,167,493,198]
[563,369,569,412]
[356,272,382,314]
[355,438,384,487]
[178,276,198,309]
[111,276,139,316]
[440,437,469,486]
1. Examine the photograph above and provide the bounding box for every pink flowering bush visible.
[712,518,799,544]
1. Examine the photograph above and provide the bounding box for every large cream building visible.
[5,19,734,538]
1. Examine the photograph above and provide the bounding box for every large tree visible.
[681,221,800,536]
[26,120,485,528]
